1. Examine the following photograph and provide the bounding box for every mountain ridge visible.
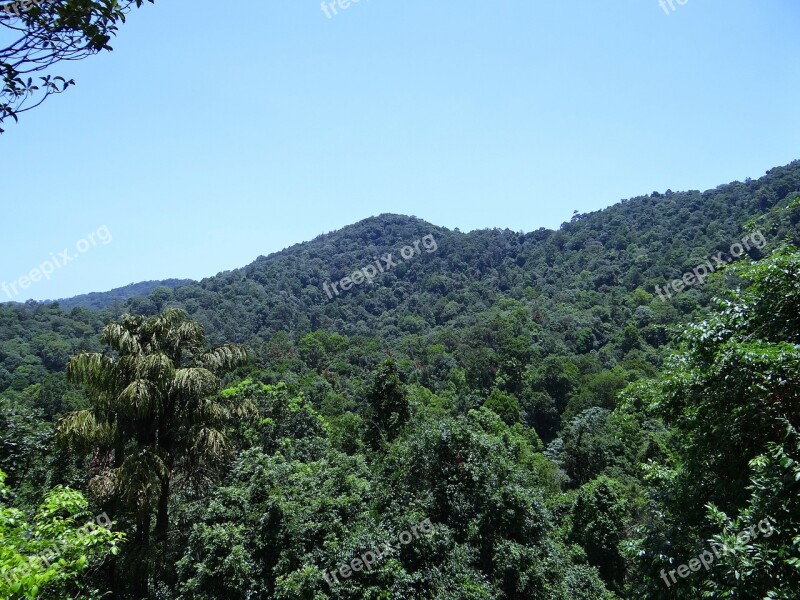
[44,279,195,311]
[39,161,800,328]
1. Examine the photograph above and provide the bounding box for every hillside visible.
[49,279,194,311]
[0,160,796,426]
[1,161,799,599]
[109,162,799,349]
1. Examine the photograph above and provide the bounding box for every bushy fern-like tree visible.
[56,308,252,595]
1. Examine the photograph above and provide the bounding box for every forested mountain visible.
[48,279,194,311]
[1,160,799,599]
[123,160,800,351]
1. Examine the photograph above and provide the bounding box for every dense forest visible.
[2,160,800,599]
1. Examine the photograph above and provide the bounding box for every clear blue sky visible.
[2,0,799,301]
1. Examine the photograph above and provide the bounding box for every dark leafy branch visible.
[0,0,153,132]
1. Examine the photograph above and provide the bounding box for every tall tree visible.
[365,358,409,447]
[56,308,252,595]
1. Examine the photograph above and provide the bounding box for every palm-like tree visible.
[56,308,253,593]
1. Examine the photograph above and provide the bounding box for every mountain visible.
[47,279,194,311]
[118,161,800,350]
[3,159,796,424]
[43,161,799,341]
[2,160,799,599]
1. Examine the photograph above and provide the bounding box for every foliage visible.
[1,169,799,597]
[0,0,154,132]
[627,243,800,597]
[570,476,629,589]
[365,358,410,447]
[0,469,123,599]
[55,308,251,596]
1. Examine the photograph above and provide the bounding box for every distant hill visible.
[1,160,798,425]
[2,161,799,600]
[49,279,194,310]
[115,161,800,350]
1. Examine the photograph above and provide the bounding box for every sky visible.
[2,0,799,301]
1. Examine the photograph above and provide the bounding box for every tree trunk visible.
[155,475,170,541]
[133,517,150,597]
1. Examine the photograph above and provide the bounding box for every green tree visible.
[1,0,154,132]
[528,356,579,416]
[175,447,375,600]
[561,408,616,486]
[366,358,409,447]
[632,244,800,597]
[571,476,629,589]
[56,308,251,595]
[222,379,328,461]
[0,399,50,495]
[563,368,629,424]
[383,407,607,598]
[0,469,123,599]
[483,389,523,425]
